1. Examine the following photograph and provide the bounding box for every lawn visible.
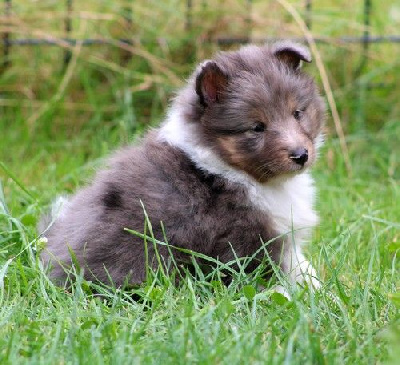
[1,0,399,363]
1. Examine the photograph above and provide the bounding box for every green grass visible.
[0,129,399,364]
[1,0,400,363]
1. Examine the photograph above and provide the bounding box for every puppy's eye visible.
[293,109,303,120]
[252,122,265,133]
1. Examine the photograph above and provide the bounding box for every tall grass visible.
[0,0,399,363]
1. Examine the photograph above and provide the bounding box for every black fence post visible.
[355,0,372,129]
[123,4,133,40]
[246,0,252,42]
[2,0,12,70]
[356,0,370,76]
[183,0,197,63]
[362,0,371,70]
[64,0,72,67]
[120,4,133,64]
[305,0,312,30]
[185,0,192,32]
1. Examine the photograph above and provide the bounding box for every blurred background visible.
[0,0,399,194]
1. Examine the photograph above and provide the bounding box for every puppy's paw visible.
[281,247,321,290]
[294,259,321,290]
[272,284,291,300]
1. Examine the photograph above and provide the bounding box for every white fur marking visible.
[159,106,320,285]
[281,246,321,289]
[51,195,70,221]
[159,107,318,234]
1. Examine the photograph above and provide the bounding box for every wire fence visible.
[1,0,399,120]
[1,0,398,146]
[1,0,399,70]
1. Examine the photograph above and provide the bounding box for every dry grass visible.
[1,1,399,132]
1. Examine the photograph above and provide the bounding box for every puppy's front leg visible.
[281,241,321,289]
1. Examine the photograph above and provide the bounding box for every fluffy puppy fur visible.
[40,42,325,288]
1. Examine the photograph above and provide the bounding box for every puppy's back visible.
[41,135,182,285]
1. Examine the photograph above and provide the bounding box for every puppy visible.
[40,41,325,288]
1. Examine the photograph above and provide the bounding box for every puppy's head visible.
[193,42,325,182]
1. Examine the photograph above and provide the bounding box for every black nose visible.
[289,148,308,166]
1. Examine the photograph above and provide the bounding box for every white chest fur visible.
[245,174,318,242]
[159,107,319,246]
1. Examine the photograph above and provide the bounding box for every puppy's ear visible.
[273,41,312,70]
[195,61,228,107]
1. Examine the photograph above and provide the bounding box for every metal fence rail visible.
[3,35,400,47]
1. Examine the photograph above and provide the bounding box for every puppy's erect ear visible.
[272,41,312,70]
[195,61,229,107]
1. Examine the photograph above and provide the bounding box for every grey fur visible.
[40,42,325,287]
